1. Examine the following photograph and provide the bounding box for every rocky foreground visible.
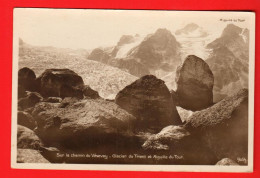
[17,55,248,165]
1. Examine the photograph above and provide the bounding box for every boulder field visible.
[16,64,249,165]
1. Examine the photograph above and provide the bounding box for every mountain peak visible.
[221,24,242,37]
[175,23,208,37]
[117,35,135,46]
[154,28,172,35]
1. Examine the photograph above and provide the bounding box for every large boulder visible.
[17,125,43,150]
[18,67,37,92]
[185,89,248,162]
[17,111,36,130]
[115,75,182,132]
[175,55,214,111]
[32,98,137,151]
[17,149,50,163]
[18,92,43,110]
[142,125,217,165]
[36,69,84,98]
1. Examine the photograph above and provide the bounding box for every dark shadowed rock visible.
[32,98,137,151]
[17,111,36,130]
[18,92,43,110]
[18,67,37,92]
[80,85,99,99]
[36,69,84,98]
[185,89,248,161]
[216,158,239,166]
[17,149,50,163]
[109,58,150,77]
[17,125,43,150]
[142,125,217,165]
[176,55,214,111]
[115,75,182,132]
[59,84,83,99]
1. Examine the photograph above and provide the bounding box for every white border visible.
[11,9,255,172]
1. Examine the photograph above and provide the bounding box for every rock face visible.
[206,24,249,102]
[185,89,248,162]
[17,111,36,130]
[32,98,137,151]
[216,158,239,166]
[128,28,181,71]
[17,125,43,150]
[17,149,50,163]
[18,92,43,110]
[36,69,84,98]
[115,75,182,132]
[175,55,214,111]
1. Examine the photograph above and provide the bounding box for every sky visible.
[14,8,253,50]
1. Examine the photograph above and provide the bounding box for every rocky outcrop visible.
[36,69,84,98]
[17,149,50,163]
[115,75,182,132]
[17,111,36,130]
[142,125,190,150]
[17,125,43,150]
[32,98,137,151]
[18,92,43,110]
[216,158,239,166]
[142,125,217,164]
[175,55,214,111]
[185,89,248,161]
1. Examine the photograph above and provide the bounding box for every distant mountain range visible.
[18,23,249,101]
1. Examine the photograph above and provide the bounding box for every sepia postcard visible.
[11,8,255,172]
